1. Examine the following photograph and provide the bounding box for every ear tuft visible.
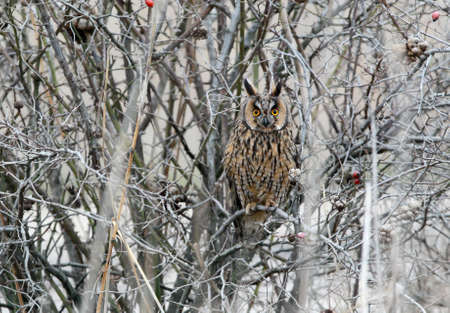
[272,81,282,97]
[244,78,256,96]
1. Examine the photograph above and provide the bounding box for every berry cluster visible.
[352,171,361,185]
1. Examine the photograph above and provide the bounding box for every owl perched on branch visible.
[224,79,300,240]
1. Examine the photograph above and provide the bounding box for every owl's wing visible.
[223,139,246,239]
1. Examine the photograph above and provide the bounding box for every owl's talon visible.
[265,200,277,208]
[245,203,257,215]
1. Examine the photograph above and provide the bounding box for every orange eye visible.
[252,109,261,117]
[271,108,279,116]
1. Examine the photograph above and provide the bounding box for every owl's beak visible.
[261,116,270,127]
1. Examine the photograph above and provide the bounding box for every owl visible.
[224,79,299,239]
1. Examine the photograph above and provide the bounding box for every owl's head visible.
[242,79,289,132]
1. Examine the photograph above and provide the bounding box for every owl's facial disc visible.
[252,100,275,129]
[242,80,288,132]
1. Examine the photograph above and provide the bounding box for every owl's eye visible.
[271,108,279,116]
[252,109,261,117]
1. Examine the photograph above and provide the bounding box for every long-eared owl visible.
[224,79,299,239]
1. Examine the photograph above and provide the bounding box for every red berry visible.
[352,171,360,179]
[288,232,306,242]
[145,0,154,7]
[431,11,440,22]
[354,178,361,185]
